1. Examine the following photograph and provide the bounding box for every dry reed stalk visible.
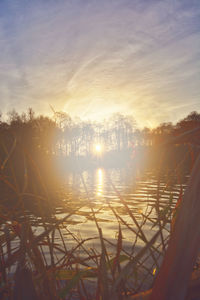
[128,269,200,300]
[149,153,200,299]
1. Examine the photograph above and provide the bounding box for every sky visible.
[0,0,200,128]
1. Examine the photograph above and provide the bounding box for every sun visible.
[94,144,102,153]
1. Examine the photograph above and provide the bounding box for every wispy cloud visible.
[0,0,199,126]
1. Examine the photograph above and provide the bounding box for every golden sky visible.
[0,0,200,127]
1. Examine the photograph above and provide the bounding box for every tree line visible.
[0,109,200,158]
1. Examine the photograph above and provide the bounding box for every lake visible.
[51,166,188,255]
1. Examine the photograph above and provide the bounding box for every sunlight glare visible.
[95,144,102,153]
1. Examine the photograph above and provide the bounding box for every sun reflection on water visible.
[96,168,103,196]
